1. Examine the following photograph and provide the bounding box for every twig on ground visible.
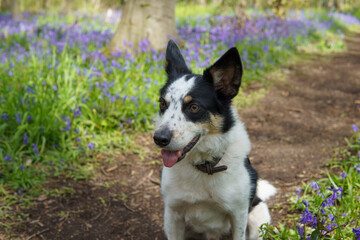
[106,165,118,172]
[134,170,154,188]
[26,228,50,240]
[123,202,136,212]
[150,178,160,186]
[100,166,110,176]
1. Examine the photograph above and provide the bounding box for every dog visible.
[153,40,276,240]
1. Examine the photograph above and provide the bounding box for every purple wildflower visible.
[310,181,320,190]
[340,172,347,179]
[73,106,81,117]
[32,143,40,155]
[76,137,81,142]
[1,113,9,121]
[27,115,33,122]
[20,164,24,171]
[325,223,338,231]
[352,124,358,132]
[299,208,314,224]
[88,142,95,150]
[61,116,71,131]
[353,227,360,240]
[296,225,304,237]
[50,160,53,165]
[296,187,302,197]
[26,87,36,94]
[24,133,28,145]
[15,113,21,123]
[52,83,58,91]
[4,154,12,162]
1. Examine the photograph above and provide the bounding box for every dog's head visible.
[154,40,243,168]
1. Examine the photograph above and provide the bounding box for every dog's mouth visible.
[161,135,200,168]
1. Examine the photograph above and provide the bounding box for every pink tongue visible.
[161,149,182,168]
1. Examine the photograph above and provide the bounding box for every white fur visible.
[157,76,276,240]
[256,180,277,202]
[247,202,271,240]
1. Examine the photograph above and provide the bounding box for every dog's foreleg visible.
[230,209,248,240]
[164,206,185,240]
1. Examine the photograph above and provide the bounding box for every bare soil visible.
[4,34,360,240]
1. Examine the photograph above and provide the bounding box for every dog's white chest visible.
[184,200,231,234]
[161,162,251,235]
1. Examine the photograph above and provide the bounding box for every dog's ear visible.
[204,47,243,99]
[165,40,191,79]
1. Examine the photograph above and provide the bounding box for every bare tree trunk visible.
[1,0,9,11]
[195,0,207,4]
[11,0,21,20]
[334,0,343,10]
[108,0,178,52]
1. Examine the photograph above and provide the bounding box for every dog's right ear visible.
[165,40,191,79]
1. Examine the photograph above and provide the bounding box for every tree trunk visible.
[11,0,21,20]
[1,0,11,12]
[108,0,178,53]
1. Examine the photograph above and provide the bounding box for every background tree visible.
[108,0,178,52]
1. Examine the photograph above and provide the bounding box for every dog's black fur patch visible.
[244,156,258,211]
[160,41,245,133]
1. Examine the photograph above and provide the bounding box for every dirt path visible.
[7,34,360,240]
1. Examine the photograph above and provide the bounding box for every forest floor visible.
[4,34,360,240]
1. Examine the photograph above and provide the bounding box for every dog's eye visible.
[189,104,199,112]
[159,99,167,111]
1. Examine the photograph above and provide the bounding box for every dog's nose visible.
[153,130,172,147]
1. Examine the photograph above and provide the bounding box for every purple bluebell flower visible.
[328,214,335,222]
[15,113,21,123]
[52,83,58,91]
[342,212,347,216]
[26,87,36,94]
[4,154,12,162]
[296,187,302,197]
[61,116,71,131]
[296,225,304,238]
[24,133,28,145]
[74,129,79,133]
[73,106,81,117]
[20,164,24,171]
[353,124,358,132]
[340,172,347,179]
[88,142,95,150]
[310,181,320,190]
[50,160,53,165]
[27,116,33,122]
[321,208,326,215]
[353,227,360,240]
[302,200,308,207]
[299,208,314,225]
[76,137,81,142]
[325,223,338,231]
[32,143,40,155]
[1,113,9,121]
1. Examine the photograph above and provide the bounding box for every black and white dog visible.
[153,40,276,240]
